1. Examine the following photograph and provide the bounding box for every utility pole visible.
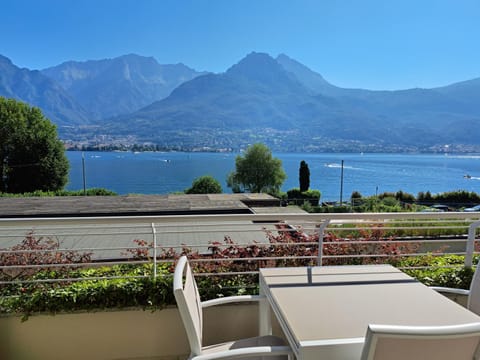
[82,152,87,196]
[339,160,344,205]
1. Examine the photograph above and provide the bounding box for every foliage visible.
[1,226,476,320]
[393,190,416,203]
[0,188,117,197]
[227,143,286,193]
[313,204,351,213]
[345,190,480,212]
[351,191,362,200]
[350,192,414,212]
[312,192,420,213]
[0,231,92,283]
[323,224,421,266]
[0,264,173,320]
[323,218,470,239]
[300,201,314,213]
[417,190,480,208]
[178,223,420,271]
[286,188,321,206]
[185,175,222,194]
[0,97,69,193]
[399,254,476,289]
[299,160,310,192]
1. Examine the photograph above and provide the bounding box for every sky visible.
[1,0,479,90]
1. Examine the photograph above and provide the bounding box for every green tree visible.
[299,160,310,192]
[227,143,286,193]
[0,97,69,193]
[185,175,222,194]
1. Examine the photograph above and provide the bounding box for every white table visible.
[259,265,480,360]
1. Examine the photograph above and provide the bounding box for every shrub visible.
[286,188,321,206]
[399,254,476,289]
[351,191,362,199]
[0,264,174,320]
[1,225,475,320]
[315,205,350,213]
[185,175,222,194]
[0,231,92,282]
[431,190,480,207]
[0,188,117,197]
[395,190,415,203]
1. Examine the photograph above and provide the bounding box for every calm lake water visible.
[66,151,480,201]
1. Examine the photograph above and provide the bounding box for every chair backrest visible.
[361,323,480,360]
[173,256,203,356]
[469,265,480,315]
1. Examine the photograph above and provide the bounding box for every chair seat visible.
[201,335,289,360]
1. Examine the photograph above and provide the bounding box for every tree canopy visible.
[185,175,222,194]
[0,97,69,193]
[227,143,286,193]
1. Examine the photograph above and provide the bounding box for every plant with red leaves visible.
[0,231,92,282]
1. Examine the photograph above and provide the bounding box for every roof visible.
[0,193,282,218]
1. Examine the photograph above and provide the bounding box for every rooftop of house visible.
[0,193,288,218]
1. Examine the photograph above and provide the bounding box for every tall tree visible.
[227,143,286,193]
[299,160,310,192]
[0,97,69,193]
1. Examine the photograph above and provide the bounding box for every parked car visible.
[431,204,451,211]
[464,205,480,212]
[420,204,451,212]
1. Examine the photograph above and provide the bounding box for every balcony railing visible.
[2,211,480,360]
[1,212,480,288]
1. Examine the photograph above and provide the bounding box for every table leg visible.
[259,279,272,335]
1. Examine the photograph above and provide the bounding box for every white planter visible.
[0,303,262,360]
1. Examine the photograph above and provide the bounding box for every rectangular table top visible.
[259,265,480,359]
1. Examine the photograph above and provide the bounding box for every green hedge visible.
[1,255,476,321]
[399,254,475,289]
[0,264,174,321]
[0,188,117,197]
[286,188,321,206]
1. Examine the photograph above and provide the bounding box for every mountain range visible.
[0,55,90,126]
[0,52,479,152]
[42,54,206,119]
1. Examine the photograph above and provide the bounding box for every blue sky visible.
[1,0,479,90]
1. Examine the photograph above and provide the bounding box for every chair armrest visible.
[430,286,470,296]
[201,295,264,308]
[192,345,292,360]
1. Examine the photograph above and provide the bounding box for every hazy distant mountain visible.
[113,52,313,129]
[109,52,480,149]
[42,54,206,119]
[434,78,480,112]
[2,50,479,151]
[276,53,344,96]
[110,52,386,141]
[275,53,480,146]
[275,53,479,121]
[0,55,90,126]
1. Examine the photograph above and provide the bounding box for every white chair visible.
[431,265,480,315]
[360,323,480,360]
[173,255,293,360]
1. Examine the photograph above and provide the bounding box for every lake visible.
[66,151,480,201]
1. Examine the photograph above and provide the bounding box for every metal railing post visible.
[465,220,480,268]
[152,222,157,278]
[317,219,330,266]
